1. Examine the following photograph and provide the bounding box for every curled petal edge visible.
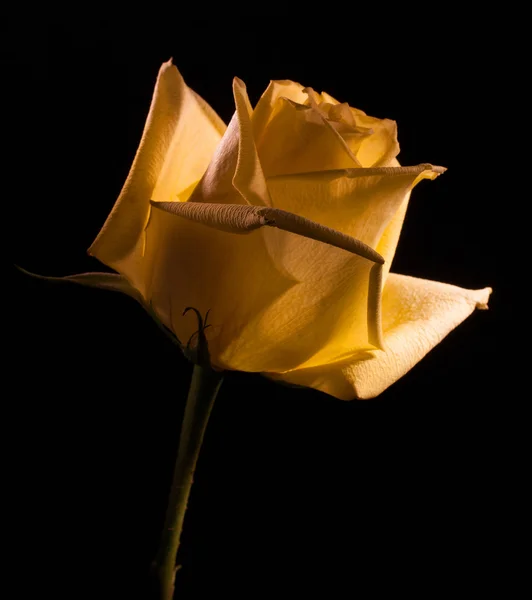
[267,163,447,182]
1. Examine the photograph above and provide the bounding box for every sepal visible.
[16,266,185,353]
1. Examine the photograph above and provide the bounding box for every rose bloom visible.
[89,60,491,400]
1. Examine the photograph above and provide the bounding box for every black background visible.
[6,14,511,599]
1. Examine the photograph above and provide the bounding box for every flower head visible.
[89,61,491,399]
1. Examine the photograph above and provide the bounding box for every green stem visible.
[151,364,224,599]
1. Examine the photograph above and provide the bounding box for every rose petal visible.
[190,89,227,137]
[88,60,225,272]
[252,79,310,140]
[143,203,294,369]
[321,91,400,167]
[253,95,362,176]
[375,158,411,279]
[188,77,271,207]
[268,274,492,399]
[146,200,385,372]
[267,163,445,279]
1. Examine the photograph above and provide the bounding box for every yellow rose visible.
[88,60,491,400]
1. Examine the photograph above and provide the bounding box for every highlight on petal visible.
[143,201,296,371]
[148,200,385,371]
[268,274,492,400]
[267,163,446,278]
[188,77,270,207]
[88,60,225,277]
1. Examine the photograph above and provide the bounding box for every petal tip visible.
[476,287,492,310]
[160,57,175,72]
[425,164,447,175]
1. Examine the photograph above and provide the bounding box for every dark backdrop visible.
[6,15,509,600]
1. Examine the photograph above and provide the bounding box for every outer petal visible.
[144,203,294,370]
[145,201,385,373]
[188,77,270,207]
[266,163,445,278]
[88,60,225,284]
[268,274,492,400]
